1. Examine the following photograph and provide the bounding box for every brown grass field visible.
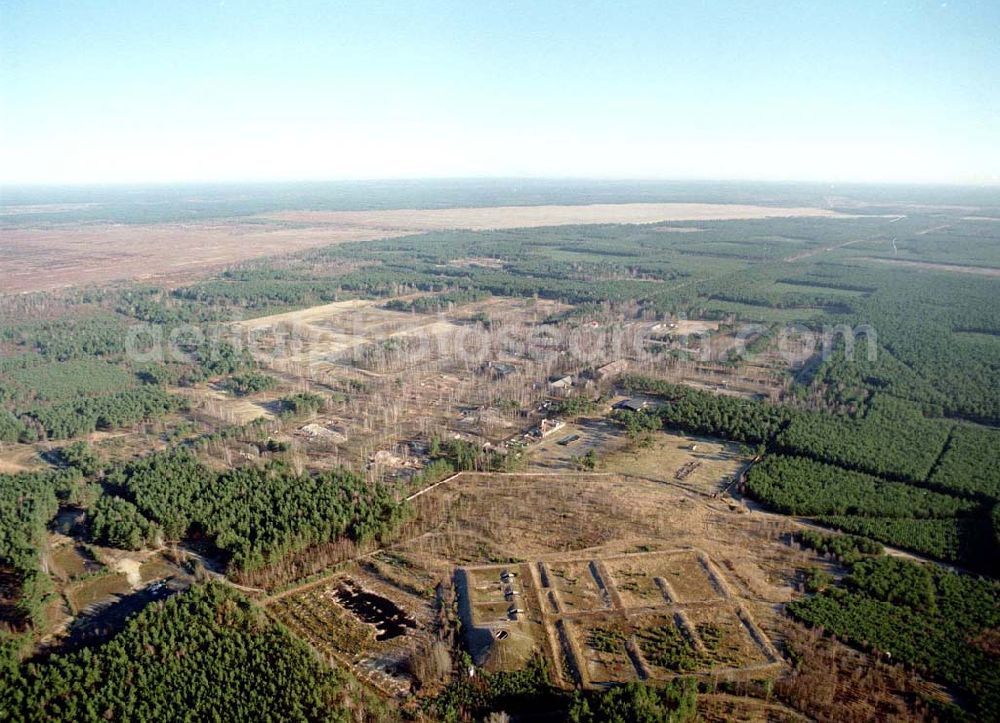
[0,445,45,474]
[0,202,842,293]
[264,470,807,699]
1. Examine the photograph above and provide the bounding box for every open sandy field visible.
[231,298,468,376]
[601,431,747,496]
[1,202,843,294]
[171,384,278,425]
[260,202,843,229]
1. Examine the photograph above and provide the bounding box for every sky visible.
[1,0,998,185]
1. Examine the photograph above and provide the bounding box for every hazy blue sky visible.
[1,1,998,184]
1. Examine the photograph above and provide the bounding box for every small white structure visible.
[538,418,566,437]
[548,375,573,391]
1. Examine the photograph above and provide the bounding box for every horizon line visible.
[2,175,999,191]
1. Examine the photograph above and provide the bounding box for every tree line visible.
[106,448,406,573]
[619,375,792,444]
[746,455,978,520]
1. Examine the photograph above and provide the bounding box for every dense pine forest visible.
[106,449,406,572]
[1,584,384,722]
[789,555,1000,720]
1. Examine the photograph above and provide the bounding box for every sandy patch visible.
[172,385,277,425]
[0,458,30,474]
[653,320,721,336]
[114,558,143,589]
[234,299,374,331]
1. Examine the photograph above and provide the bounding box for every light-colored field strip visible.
[233,299,374,330]
[855,256,1000,277]
[261,201,846,229]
